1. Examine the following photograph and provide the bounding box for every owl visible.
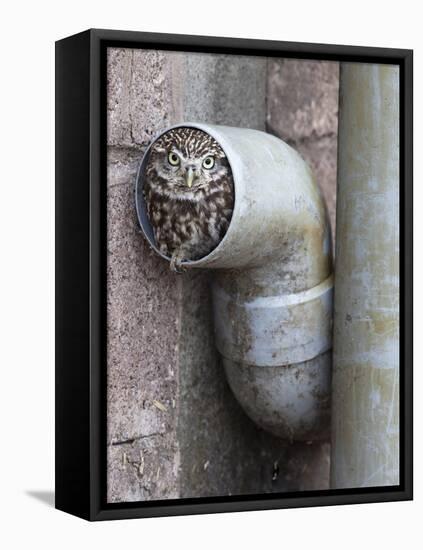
[143,127,235,272]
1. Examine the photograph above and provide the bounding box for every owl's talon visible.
[170,255,186,274]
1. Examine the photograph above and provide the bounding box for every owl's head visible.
[145,127,232,199]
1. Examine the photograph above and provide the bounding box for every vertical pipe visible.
[331,64,400,488]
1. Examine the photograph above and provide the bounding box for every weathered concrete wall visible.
[107,50,180,501]
[107,49,338,502]
[267,59,339,241]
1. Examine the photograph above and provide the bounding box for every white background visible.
[0,1,419,548]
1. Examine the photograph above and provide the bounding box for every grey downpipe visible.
[331,64,400,486]
[136,123,333,441]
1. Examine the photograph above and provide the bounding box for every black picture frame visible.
[55,28,413,521]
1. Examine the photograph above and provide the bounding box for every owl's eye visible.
[202,156,215,170]
[168,152,180,166]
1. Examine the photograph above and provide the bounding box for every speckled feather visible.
[143,128,234,271]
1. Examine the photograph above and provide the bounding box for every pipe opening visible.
[135,124,237,268]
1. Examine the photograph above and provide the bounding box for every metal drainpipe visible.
[136,123,333,442]
[331,64,400,487]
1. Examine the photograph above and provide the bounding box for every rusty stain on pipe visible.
[136,123,333,441]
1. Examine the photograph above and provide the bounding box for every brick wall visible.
[267,58,339,242]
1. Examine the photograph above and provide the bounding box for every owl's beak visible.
[185,167,195,188]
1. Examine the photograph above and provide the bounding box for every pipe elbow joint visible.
[136,123,333,442]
